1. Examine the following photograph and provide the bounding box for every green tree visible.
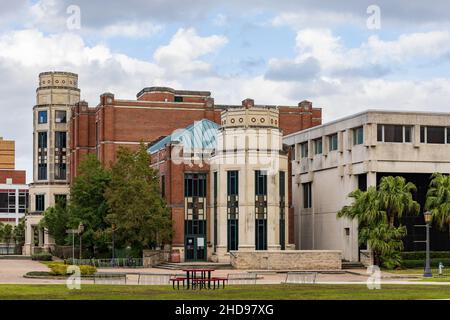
[338,176,419,268]
[378,176,420,226]
[426,172,450,233]
[40,202,71,245]
[70,154,112,254]
[13,219,25,248]
[105,144,172,251]
[2,224,13,248]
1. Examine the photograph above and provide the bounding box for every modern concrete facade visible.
[284,110,450,262]
[24,72,80,255]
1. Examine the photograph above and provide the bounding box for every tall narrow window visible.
[279,171,286,250]
[213,172,218,253]
[255,170,267,250]
[314,138,322,155]
[55,194,67,208]
[35,195,45,212]
[300,142,308,158]
[55,132,67,180]
[227,171,239,251]
[184,173,207,261]
[37,132,47,180]
[353,126,364,145]
[329,134,338,151]
[161,175,165,198]
[302,182,312,209]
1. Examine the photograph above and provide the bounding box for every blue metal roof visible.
[148,119,219,154]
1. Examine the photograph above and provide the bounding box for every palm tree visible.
[378,176,420,226]
[426,173,450,233]
[338,176,419,268]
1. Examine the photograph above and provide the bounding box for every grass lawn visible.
[0,284,450,300]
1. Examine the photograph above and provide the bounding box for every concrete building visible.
[70,87,321,182]
[149,103,294,263]
[284,110,450,262]
[0,137,28,225]
[24,72,80,255]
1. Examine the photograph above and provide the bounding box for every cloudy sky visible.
[1,0,450,182]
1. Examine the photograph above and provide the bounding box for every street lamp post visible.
[78,223,85,260]
[423,211,433,278]
[112,223,116,266]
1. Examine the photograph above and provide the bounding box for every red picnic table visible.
[169,268,227,290]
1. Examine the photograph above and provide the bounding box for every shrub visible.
[47,262,97,276]
[401,258,450,269]
[401,251,450,260]
[31,252,53,261]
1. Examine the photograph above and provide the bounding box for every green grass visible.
[0,284,450,300]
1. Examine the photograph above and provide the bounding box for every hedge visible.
[47,262,97,276]
[401,258,450,269]
[31,252,53,261]
[401,251,450,260]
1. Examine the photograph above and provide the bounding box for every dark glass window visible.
[227,171,239,251]
[353,127,364,145]
[255,170,267,251]
[38,132,47,148]
[55,132,66,149]
[38,164,47,180]
[161,175,165,198]
[0,192,8,213]
[329,134,338,151]
[314,138,322,155]
[55,163,66,180]
[213,172,218,252]
[300,142,308,158]
[377,125,383,142]
[303,182,312,208]
[35,195,45,212]
[405,126,412,143]
[384,125,403,143]
[426,126,445,144]
[358,174,367,192]
[55,110,67,123]
[174,96,183,102]
[38,111,47,124]
[420,126,425,143]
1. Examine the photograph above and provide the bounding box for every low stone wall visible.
[359,250,374,267]
[230,250,342,270]
[143,249,170,267]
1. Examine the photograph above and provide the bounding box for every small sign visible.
[197,237,204,247]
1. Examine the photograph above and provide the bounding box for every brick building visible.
[0,137,28,225]
[69,87,322,181]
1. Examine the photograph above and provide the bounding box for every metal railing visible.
[284,272,318,284]
[227,272,258,285]
[66,258,144,268]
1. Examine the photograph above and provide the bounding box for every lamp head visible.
[424,211,432,224]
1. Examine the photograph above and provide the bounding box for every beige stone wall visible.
[143,250,170,267]
[230,250,342,270]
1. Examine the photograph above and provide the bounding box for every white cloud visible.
[100,22,163,39]
[154,28,228,77]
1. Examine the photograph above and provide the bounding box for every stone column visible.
[215,167,229,262]
[267,172,281,250]
[238,161,255,251]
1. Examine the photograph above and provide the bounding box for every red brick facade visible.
[69,87,322,182]
[0,170,26,184]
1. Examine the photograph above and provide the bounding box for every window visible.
[353,127,364,145]
[314,138,322,155]
[303,182,312,208]
[55,110,67,123]
[55,132,66,149]
[421,126,446,144]
[35,195,45,212]
[329,134,338,151]
[38,164,47,180]
[174,96,183,103]
[38,132,47,148]
[255,170,267,251]
[213,172,218,252]
[377,125,412,143]
[227,171,239,252]
[55,163,66,180]
[161,175,165,198]
[300,142,308,158]
[38,111,47,124]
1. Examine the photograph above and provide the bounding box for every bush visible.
[48,262,97,276]
[401,258,450,269]
[31,252,53,261]
[401,251,450,260]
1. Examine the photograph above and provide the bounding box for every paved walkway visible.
[0,259,448,286]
